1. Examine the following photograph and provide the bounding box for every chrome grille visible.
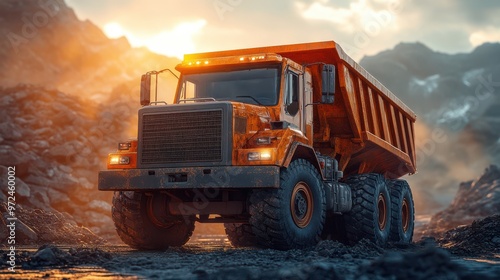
[141,110,223,164]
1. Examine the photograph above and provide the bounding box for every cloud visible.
[296,0,404,33]
[66,0,500,61]
[297,1,356,32]
[469,28,500,47]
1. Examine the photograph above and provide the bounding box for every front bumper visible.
[98,166,280,191]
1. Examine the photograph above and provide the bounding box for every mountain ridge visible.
[0,0,179,99]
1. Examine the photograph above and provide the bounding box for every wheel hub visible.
[146,194,177,228]
[296,193,307,216]
[290,182,313,228]
[377,193,387,231]
[401,198,410,232]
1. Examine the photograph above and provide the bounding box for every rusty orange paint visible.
[142,41,416,178]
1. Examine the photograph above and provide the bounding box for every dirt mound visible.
[0,245,112,269]
[439,215,500,257]
[315,239,385,259]
[417,165,500,239]
[0,202,104,246]
[357,246,495,280]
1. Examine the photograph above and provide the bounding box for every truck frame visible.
[98,41,416,250]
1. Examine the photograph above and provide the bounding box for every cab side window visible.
[285,71,299,116]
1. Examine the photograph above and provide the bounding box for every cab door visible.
[282,67,302,131]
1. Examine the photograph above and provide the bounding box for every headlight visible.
[109,155,130,165]
[247,151,272,161]
[260,151,271,160]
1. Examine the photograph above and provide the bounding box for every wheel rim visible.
[377,193,387,231]
[146,195,175,228]
[290,182,313,228]
[401,198,410,232]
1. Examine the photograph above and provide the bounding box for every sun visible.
[101,20,206,60]
[103,22,126,39]
[145,19,206,60]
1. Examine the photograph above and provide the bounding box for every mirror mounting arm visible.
[140,68,179,106]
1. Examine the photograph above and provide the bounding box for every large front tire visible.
[344,174,391,246]
[112,191,195,250]
[249,159,326,250]
[388,179,415,243]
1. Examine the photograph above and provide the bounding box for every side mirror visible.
[140,74,151,106]
[321,64,336,104]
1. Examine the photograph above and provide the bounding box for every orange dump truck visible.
[98,41,417,250]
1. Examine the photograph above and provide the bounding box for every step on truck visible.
[98,41,417,250]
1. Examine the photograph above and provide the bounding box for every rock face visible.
[0,0,179,100]
[417,165,500,239]
[0,0,179,244]
[0,85,138,243]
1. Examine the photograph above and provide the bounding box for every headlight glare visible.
[247,151,272,161]
[109,155,130,165]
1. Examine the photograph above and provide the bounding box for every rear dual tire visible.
[388,179,415,243]
[343,173,392,246]
[343,174,415,245]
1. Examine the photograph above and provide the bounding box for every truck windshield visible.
[178,66,281,106]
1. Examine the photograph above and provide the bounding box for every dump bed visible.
[185,41,416,179]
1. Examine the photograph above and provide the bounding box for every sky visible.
[66,0,500,60]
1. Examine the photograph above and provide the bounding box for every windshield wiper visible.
[235,96,262,105]
[178,97,217,103]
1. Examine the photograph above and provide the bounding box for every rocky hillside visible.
[0,85,137,242]
[416,165,500,240]
[0,0,180,243]
[361,42,500,211]
[0,0,179,100]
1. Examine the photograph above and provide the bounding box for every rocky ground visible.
[438,215,500,257]
[1,229,499,279]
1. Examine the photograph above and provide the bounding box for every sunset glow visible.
[103,22,126,39]
[144,19,206,60]
[103,20,206,60]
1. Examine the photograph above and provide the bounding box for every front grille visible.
[141,110,223,164]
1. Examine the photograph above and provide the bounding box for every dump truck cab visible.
[99,41,417,250]
[171,53,317,168]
